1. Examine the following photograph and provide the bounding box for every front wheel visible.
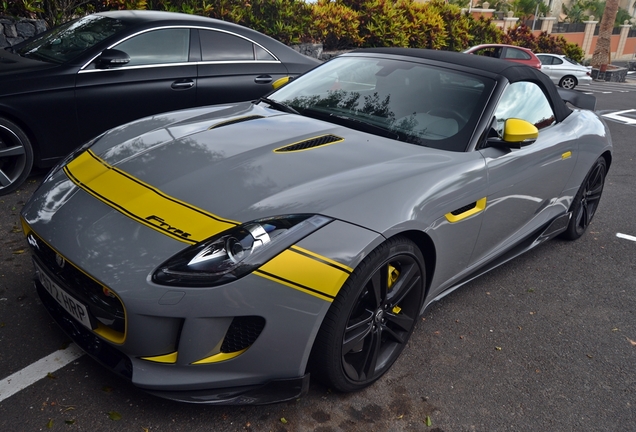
[559,75,577,90]
[561,156,606,240]
[0,117,34,196]
[310,236,425,392]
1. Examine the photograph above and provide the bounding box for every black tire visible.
[311,236,425,392]
[0,117,34,196]
[559,75,577,90]
[561,156,606,240]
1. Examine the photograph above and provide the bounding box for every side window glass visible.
[553,58,564,65]
[255,45,275,61]
[494,81,555,135]
[200,30,254,61]
[504,48,531,60]
[113,29,190,66]
[538,56,552,65]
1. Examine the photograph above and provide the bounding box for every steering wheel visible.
[426,108,466,125]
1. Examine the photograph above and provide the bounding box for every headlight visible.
[152,214,332,287]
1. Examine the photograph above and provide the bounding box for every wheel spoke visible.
[342,315,373,354]
[0,169,11,187]
[385,310,415,334]
[388,263,420,306]
[0,144,25,158]
[368,268,385,310]
[358,327,382,380]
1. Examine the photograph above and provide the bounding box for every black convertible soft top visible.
[351,48,573,123]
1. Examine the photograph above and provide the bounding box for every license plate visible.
[35,262,94,330]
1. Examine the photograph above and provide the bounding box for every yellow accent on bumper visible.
[141,351,178,364]
[191,348,248,365]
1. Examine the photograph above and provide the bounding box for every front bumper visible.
[36,279,309,405]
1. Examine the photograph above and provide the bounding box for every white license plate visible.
[35,262,93,330]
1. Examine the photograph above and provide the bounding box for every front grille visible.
[220,316,265,353]
[27,231,125,334]
[274,135,344,153]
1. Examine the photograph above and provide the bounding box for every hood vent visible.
[208,115,264,130]
[274,134,344,153]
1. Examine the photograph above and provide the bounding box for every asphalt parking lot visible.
[0,85,634,431]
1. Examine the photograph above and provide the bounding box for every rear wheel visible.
[561,156,606,240]
[311,236,425,392]
[559,76,577,90]
[0,117,34,195]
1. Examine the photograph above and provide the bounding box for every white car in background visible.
[536,53,592,89]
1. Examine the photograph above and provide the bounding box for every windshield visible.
[15,15,127,64]
[270,56,495,152]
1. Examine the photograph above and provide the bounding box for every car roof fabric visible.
[350,48,572,123]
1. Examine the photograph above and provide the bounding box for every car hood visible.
[0,50,58,75]
[24,102,483,251]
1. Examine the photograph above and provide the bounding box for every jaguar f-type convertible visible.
[21,48,612,404]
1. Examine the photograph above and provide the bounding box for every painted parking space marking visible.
[0,344,84,402]
[617,233,636,242]
[602,109,636,125]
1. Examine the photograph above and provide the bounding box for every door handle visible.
[172,79,195,90]
[254,75,273,84]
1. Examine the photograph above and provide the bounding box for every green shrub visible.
[310,0,363,50]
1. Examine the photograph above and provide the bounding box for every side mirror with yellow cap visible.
[486,118,539,150]
[272,76,294,90]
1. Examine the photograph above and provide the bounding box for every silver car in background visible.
[537,53,592,89]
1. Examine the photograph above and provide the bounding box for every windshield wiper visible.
[256,97,300,115]
[301,108,400,140]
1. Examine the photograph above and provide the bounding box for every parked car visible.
[536,53,592,89]
[463,44,541,69]
[22,48,611,404]
[0,10,320,195]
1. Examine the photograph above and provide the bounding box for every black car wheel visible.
[562,156,606,240]
[559,75,577,90]
[311,236,425,392]
[0,118,34,196]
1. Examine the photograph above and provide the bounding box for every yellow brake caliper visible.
[388,264,402,314]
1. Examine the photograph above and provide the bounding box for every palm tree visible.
[590,0,619,68]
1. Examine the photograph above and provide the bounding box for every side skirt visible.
[422,212,571,313]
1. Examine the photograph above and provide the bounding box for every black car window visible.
[199,30,255,61]
[553,57,564,65]
[113,29,190,66]
[537,55,553,65]
[503,48,531,60]
[494,81,555,134]
[15,15,127,64]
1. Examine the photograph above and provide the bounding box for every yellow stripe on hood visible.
[64,150,238,244]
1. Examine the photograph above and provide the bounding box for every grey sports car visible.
[21,48,612,405]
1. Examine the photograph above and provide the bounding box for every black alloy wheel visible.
[0,117,34,196]
[311,236,425,392]
[562,156,606,240]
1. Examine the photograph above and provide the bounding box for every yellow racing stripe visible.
[64,150,238,244]
[255,248,351,302]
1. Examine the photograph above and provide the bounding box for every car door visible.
[471,80,579,264]
[195,29,289,106]
[75,27,197,143]
[537,55,557,82]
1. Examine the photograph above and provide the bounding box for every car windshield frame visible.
[14,15,128,64]
[269,55,496,152]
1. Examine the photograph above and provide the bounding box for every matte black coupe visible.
[0,10,320,194]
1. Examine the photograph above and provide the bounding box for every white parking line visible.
[617,233,636,242]
[602,109,636,125]
[0,344,84,402]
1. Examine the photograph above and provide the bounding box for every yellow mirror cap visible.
[272,76,291,90]
[503,118,539,143]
